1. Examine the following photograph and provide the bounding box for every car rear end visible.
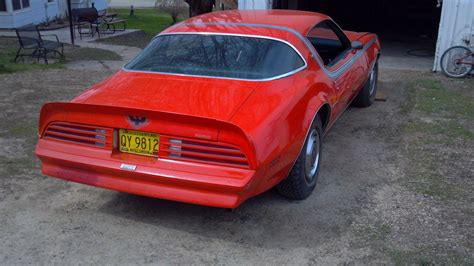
[35,102,259,208]
[35,23,312,208]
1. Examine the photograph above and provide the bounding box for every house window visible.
[0,0,7,11]
[48,0,54,2]
[12,0,30,10]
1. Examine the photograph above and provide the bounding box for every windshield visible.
[124,34,306,80]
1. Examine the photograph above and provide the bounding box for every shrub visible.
[155,0,188,24]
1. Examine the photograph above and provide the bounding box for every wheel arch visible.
[274,101,329,195]
[281,96,331,159]
[317,103,331,132]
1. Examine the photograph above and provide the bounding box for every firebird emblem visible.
[128,115,148,127]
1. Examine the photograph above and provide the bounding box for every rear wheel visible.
[440,46,473,78]
[353,62,378,107]
[277,115,322,200]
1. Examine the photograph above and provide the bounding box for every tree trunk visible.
[171,13,178,24]
[185,0,215,17]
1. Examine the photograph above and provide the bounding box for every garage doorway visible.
[273,0,442,70]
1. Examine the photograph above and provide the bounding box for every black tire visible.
[277,115,323,200]
[353,62,378,107]
[440,46,473,78]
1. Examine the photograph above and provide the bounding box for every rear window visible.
[124,34,306,80]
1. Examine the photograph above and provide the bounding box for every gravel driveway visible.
[0,68,472,264]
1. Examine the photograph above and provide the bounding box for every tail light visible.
[159,136,250,169]
[43,122,112,149]
[42,122,250,169]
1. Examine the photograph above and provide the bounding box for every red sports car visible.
[36,10,380,208]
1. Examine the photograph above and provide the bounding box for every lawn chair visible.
[14,24,64,64]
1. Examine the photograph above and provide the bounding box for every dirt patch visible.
[0,68,472,264]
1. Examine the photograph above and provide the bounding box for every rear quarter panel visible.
[230,31,380,198]
[344,32,381,103]
[354,32,381,68]
[229,65,333,197]
[344,31,381,65]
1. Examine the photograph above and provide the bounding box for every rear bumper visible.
[36,139,257,208]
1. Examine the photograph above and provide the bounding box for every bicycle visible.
[440,44,473,78]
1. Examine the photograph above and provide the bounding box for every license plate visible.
[119,129,159,157]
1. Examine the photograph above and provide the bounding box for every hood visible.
[72,70,258,121]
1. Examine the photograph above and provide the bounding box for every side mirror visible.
[351,41,363,50]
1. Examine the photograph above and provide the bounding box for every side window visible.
[307,20,351,67]
[12,0,30,10]
[0,0,7,11]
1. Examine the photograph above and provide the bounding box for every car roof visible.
[174,10,329,36]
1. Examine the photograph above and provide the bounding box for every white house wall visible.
[0,0,109,28]
[70,0,107,10]
[57,0,108,18]
[0,12,14,28]
[0,1,60,28]
[238,0,271,10]
[108,0,155,8]
[434,0,474,71]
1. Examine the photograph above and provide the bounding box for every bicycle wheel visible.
[440,46,473,78]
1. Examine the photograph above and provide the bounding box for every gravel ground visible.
[0,68,472,264]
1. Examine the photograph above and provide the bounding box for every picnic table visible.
[73,8,126,40]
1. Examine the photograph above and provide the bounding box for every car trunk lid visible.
[73,70,259,122]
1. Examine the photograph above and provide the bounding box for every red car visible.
[36,10,380,208]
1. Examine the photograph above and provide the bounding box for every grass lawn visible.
[108,8,177,35]
[98,8,183,48]
[0,36,121,74]
[0,37,64,74]
[401,75,474,200]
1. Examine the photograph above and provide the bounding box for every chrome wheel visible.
[305,129,321,182]
[277,115,323,200]
[369,66,377,96]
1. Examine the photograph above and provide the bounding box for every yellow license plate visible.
[119,129,160,157]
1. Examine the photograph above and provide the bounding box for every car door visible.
[307,20,359,116]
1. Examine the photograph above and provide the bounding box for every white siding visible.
[108,0,155,8]
[0,13,14,29]
[57,0,108,17]
[0,0,109,28]
[69,0,107,11]
[0,1,60,29]
[238,0,271,10]
[433,0,474,71]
